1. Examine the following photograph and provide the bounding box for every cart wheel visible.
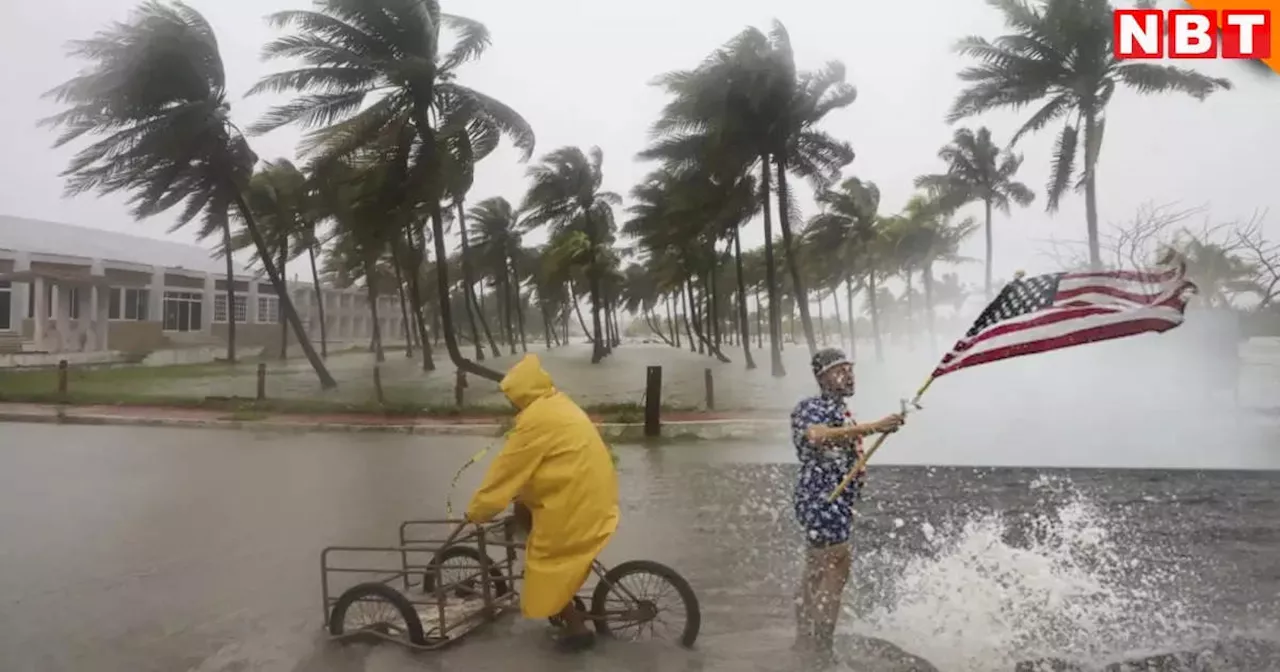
[422,545,510,598]
[328,582,426,646]
[547,596,588,628]
[590,559,701,648]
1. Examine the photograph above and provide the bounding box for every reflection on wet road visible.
[1,423,1278,672]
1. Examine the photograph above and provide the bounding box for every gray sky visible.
[2,0,1278,293]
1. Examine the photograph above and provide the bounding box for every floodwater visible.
[0,424,1278,672]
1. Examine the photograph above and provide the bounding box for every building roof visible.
[0,215,253,276]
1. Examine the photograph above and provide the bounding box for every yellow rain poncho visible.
[465,354,620,619]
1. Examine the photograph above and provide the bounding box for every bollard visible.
[704,368,715,411]
[373,365,386,405]
[57,359,68,397]
[256,362,266,401]
[644,366,662,438]
[455,369,467,408]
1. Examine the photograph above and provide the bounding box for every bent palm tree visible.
[915,127,1033,300]
[950,0,1231,269]
[522,146,621,364]
[43,1,336,387]
[252,0,531,383]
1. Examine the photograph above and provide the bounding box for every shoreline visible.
[0,401,789,441]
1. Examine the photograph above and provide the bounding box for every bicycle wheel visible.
[590,559,701,647]
[328,582,426,645]
[422,545,510,598]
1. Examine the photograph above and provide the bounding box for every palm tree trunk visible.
[1084,107,1102,270]
[845,275,857,360]
[817,295,827,346]
[307,244,327,358]
[686,280,704,355]
[732,228,756,370]
[394,232,433,369]
[680,283,697,352]
[904,270,916,350]
[426,203,502,383]
[229,191,336,388]
[868,273,884,363]
[774,158,817,356]
[645,310,674,346]
[363,260,385,364]
[666,294,680,348]
[582,212,606,364]
[499,272,515,355]
[452,202,488,361]
[393,262,414,358]
[831,289,844,351]
[923,262,936,351]
[983,197,994,301]
[278,242,288,361]
[221,222,236,364]
[759,156,785,376]
[569,280,591,343]
[474,283,501,356]
[747,285,757,348]
[510,257,528,353]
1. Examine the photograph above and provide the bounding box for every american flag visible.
[932,257,1197,379]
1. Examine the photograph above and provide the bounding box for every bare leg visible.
[795,542,852,656]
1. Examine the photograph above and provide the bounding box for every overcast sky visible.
[2,0,1277,294]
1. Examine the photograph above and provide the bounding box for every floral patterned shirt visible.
[791,393,864,546]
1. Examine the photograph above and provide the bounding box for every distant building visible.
[0,216,403,355]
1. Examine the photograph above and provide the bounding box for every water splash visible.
[848,475,1209,671]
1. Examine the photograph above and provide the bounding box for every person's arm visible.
[805,420,885,445]
[465,419,546,524]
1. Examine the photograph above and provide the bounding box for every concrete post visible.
[149,266,164,326]
[12,252,30,334]
[33,275,46,350]
[202,271,215,335]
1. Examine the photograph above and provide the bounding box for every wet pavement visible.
[1,423,1278,672]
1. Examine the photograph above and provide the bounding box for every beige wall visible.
[31,261,91,276]
[163,273,204,289]
[105,268,151,285]
[108,321,169,354]
[212,322,303,352]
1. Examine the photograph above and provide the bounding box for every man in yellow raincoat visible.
[465,354,619,652]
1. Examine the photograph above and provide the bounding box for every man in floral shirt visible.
[791,347,903,657]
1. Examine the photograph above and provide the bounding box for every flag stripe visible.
[932,317,1183,378]
[931,259,1195,379]
[938,305,1119,364]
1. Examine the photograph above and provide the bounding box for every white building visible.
[0,215,405,355]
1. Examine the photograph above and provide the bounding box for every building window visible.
[257,295,280,324]
[213,293,248,323]
[0,281,10,331]
[27,284,80,320]
[108,288,149,321]
[162,291,203,332]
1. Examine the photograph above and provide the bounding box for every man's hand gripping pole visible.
[826,376,933,503]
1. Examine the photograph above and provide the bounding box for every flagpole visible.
[825,374,936,503]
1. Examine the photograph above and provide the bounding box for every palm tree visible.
[805,176,881,357]
[949,0,1230,269]
[43,1,336,387]
[469,197,527,354]
[522,146,621,364]
[915,127,1034,300]
[646,22,855,371]
[252,0,532,383]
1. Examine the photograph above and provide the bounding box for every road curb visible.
[0,409,788,440]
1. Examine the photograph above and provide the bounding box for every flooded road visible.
[1,423,1278,672]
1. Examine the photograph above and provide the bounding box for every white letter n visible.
[1119,13,1160,55]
